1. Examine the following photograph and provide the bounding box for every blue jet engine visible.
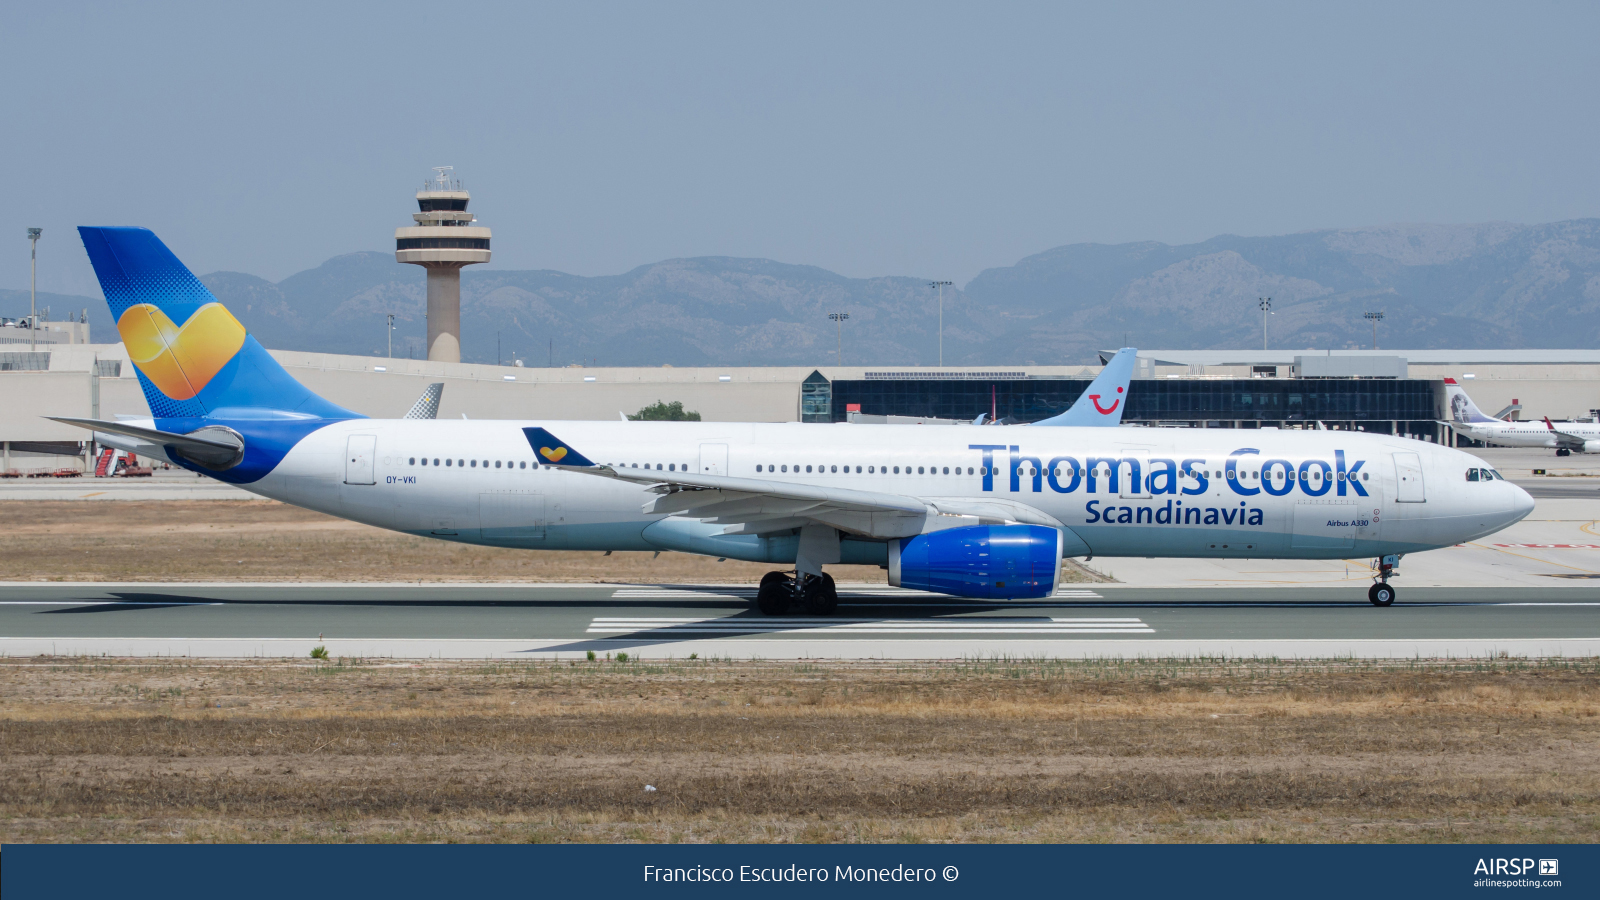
[889,524,1063,599]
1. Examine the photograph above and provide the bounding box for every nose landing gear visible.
[1368,554,1401,606]
[753,571,838,616]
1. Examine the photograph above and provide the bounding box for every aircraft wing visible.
[1544,417,1589,450]
[575,463,1076,537]
[525,425,1068,539]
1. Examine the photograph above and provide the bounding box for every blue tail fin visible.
[78,227,357,421]
[1034,347,1138,426]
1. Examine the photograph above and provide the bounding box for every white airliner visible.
[57,228,1533,611]
[1443,378,1600,456]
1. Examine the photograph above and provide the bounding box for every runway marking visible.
[1495,543,1600,549]
[587,616,1153,635]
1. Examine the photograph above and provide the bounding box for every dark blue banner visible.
[3,844,1591,899]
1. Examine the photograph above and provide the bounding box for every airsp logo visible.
[1474,858,1549,876]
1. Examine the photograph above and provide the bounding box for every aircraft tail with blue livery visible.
[50,227,361,481]
[1032,347,1138,426]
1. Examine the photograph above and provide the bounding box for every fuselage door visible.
[344,434,377,485]
[1392,451,1425,502]
[699,443,729,476]
[1119,450,1152,499]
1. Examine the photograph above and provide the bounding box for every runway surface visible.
[2,581,1598,660]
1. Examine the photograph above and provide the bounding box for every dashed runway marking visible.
[587,616,1152,635]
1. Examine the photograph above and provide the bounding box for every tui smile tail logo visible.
[539,446,568,462]
[1090,385,1125,415]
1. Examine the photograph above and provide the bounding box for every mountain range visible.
[6,219,1599,366]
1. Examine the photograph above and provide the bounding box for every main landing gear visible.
[1367,582,1396,607]
[1368,554,1401,607]
[754,571,838,616]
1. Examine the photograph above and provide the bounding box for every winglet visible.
[1545,416,1555,430]
[522,427,599,467]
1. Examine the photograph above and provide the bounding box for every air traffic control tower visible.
[396,167,491,362]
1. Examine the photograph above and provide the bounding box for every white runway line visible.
[4,636,1597,660]
[586,616,1154,634]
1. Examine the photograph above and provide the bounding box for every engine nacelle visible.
[1584,441,1600,454]
[889,524,1062,600]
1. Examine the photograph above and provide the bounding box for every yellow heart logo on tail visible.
[539,446,568,462]
[117,302,248,401]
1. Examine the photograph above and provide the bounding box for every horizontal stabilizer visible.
[47,416,245,470]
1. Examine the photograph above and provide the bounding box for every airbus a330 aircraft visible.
[58,228,1533,611]
[1443,378,1600,456]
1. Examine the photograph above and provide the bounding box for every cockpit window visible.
[1467,469,1481,482]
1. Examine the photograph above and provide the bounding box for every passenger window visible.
[868,466,875,473]
[894,466,900,474]
[756,465,763,472]
[495,461,501,469]
[831,465,837,473]
[520,461,526,469]
[917,466,924,474]
[408,457,415,465]
[856,466,862,473]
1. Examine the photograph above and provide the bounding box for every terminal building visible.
[4,340,1599,474]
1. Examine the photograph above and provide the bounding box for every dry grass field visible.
[0,500,1105,584]
[1,657,1596,844]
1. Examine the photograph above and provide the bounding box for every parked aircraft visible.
[1442,378,1600,455]
[56,228,1533,611]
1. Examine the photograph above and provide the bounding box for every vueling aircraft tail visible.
[1033,347,1138,426]
[77,227,357,421]
[1442,377,1499,424]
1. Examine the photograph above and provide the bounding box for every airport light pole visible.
[1258,297,1272,350]
[27,228,41,352]
[828,312,849,366]
[386,313,395,359]
[1364,311,1385,350]
[929,280,952,366]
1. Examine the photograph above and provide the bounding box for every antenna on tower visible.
[432,166,454,191]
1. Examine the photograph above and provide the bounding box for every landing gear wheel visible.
[755,571,793,616]
[1557,448,1572,457]
[1368,582,1396,607]
[801,573,838,616]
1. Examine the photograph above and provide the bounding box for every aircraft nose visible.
[1509,483,1535,521]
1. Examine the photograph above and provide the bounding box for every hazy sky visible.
[6,1,1600,299]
